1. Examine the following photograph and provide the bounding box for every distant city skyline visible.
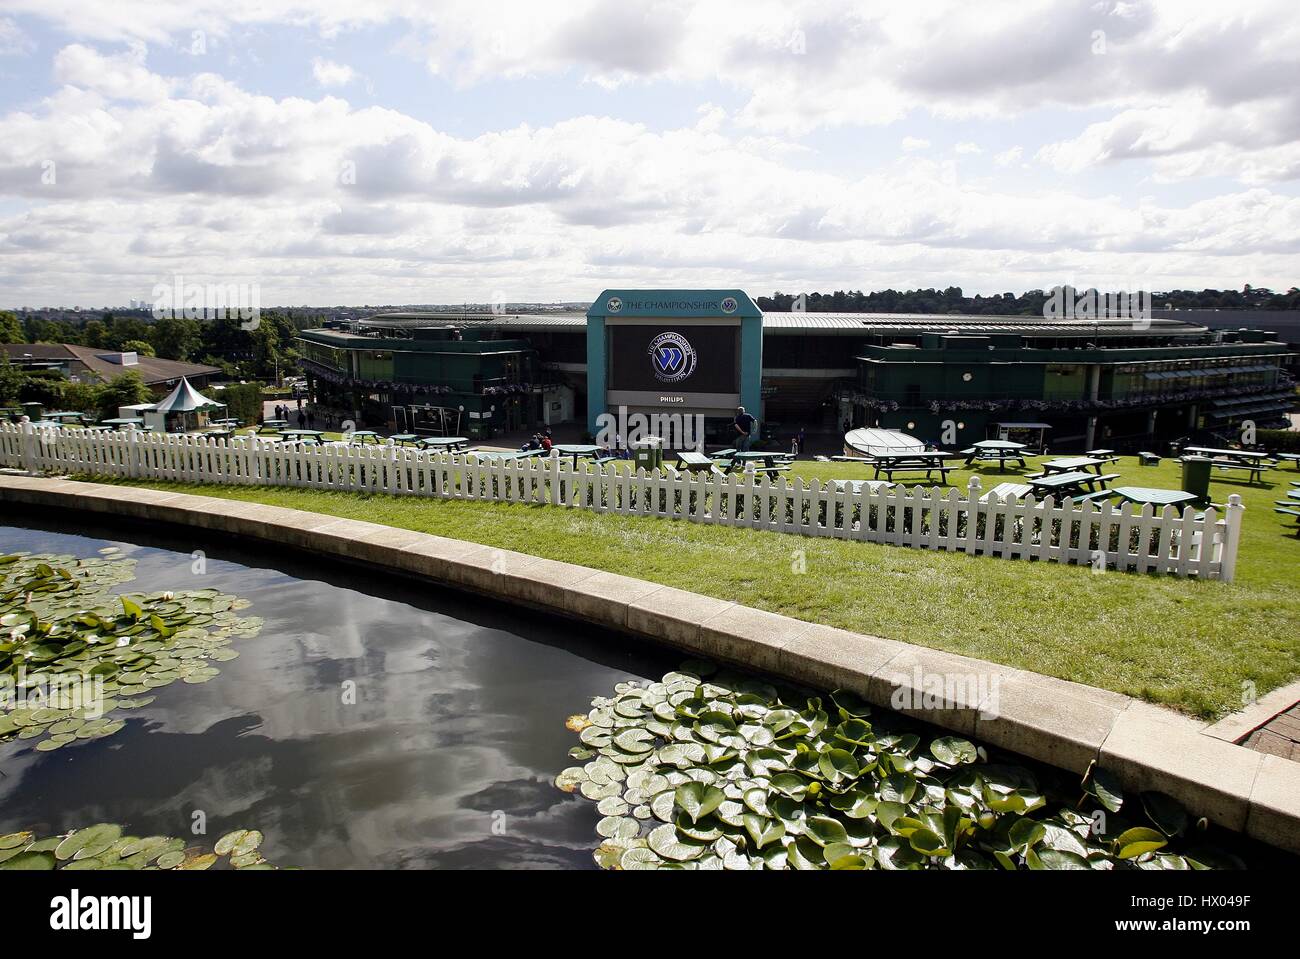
[1,1,1298,307]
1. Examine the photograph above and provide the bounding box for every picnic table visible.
[551,443,603,469]
[1183,446,1272,462]
[830,479,894,495]
[471,449,543,462]
[866,450,955,483]
[347,430,384,445]
[674,451,720,473]
[1028,470,1114,500]
[961,440,1028,469]
[716,450,791,477]
[389,434,421,447]
[1037,456,1114,476]
[1106,486,1199,508]
[980,482,1032,503]
[1275,453,1300,470]
[417,436,472,453]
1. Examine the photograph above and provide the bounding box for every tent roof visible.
[844,428,926,456]
[154,376,223,413]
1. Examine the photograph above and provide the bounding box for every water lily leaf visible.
[769,772,808,801]
[646,823,706,862]
[597,816,640,840]
[620,846,661,870]
[0,851,55,870]
[675,782,725,823]
[1035,848,1090,869]
[1083,766,1123,813]
[930,736,977,765]
[829,689,872,719]
[742,813,785,850]
[908,827,950,857]
[56,823,121,862]
[806,815,849,848]
[818,748,860,784]
[1114,827,1167,860]
[1141,791,1189,838]
[1008,818,1045,851]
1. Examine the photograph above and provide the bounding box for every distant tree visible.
[149,316,201,360]
[96,371,152,418]
[0,356,23,405]
[0,311,22,344]
[81,319,108,348]
[120,339,156,357]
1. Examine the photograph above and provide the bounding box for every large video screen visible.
[607,325,739,394]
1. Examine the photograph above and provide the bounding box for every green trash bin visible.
[631,435,664,472]
[1180,455,1213,503]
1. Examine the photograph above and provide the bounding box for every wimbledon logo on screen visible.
[648,331,698,384]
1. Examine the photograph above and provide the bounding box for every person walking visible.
[734,406,755,452]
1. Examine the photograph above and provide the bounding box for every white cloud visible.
[0,49,1297,305]
[53,44,173,102]
[0,2,1298,303]
[311,57,356,88]
[994,146,1023,167]
[0,16,34,56]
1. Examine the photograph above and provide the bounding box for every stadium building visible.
[295,289,1295,451]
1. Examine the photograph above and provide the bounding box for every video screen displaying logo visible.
[648,331,697,383]
[608,325,739,394]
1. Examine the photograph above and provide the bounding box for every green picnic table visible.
[552,444,603,468]
[417,436,471,453]
[1107,486,1199,508]
[717,450,791,477]
[347,430,384,445]
[1028,470,1114,499]
[867,450,955,483]
[389,434,420,447]
[674,451,719,473]
[1038,456,1113,475]
[962,440,1028,469]
[830,479,894,494]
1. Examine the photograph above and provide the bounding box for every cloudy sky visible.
[0,0,1297,307]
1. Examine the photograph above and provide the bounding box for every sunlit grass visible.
[84,455,1300,719]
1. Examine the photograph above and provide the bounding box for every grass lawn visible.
[72,453,1300,719]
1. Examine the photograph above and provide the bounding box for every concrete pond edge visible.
[2,473,1297,855]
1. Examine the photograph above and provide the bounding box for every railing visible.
[0,423,1244,581]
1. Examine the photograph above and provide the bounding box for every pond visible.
[0,516,677,869]
[0,514,1290,871]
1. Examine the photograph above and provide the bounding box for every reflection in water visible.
[0,518,675,869]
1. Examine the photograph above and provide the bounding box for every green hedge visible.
[1260,429,1300,453]
[218,382,264,426]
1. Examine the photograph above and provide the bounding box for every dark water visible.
[0,516,677,869]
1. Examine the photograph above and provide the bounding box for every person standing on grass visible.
[297,409,307,429]
[734,406,755,452]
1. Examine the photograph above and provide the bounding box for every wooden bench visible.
[872,464,954,484]
[1209,459,1271,483]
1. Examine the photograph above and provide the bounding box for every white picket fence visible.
[0,423,1245,581]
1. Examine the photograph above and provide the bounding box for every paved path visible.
[1244,703,1300,762]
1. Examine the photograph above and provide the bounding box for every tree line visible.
[0,309,316,383]
[755,285,1300,315]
